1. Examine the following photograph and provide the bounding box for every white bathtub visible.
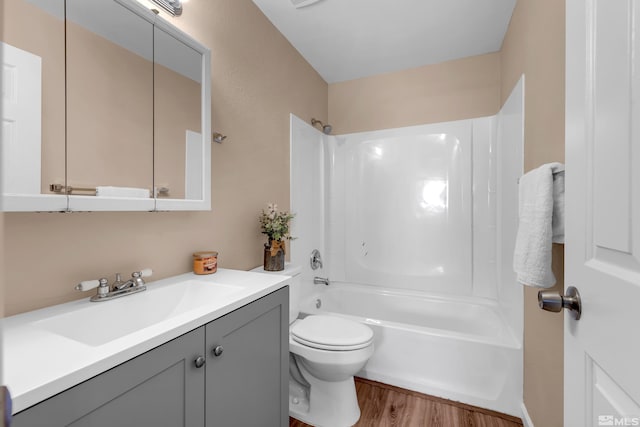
[299,282,522,417]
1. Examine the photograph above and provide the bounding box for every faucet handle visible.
[137,268,153,278]
[131,269,152,287]
[310,249,323,270]
[76,280,99,291]
[75,278,103,291]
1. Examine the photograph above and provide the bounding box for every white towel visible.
[95,186,150,198]
[513,163,565,288]
[551,169,565,244]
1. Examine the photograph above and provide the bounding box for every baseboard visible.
[521,402,535,427]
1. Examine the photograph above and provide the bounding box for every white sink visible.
[34,280,243,346]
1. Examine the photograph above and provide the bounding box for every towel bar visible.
[49,184,96,194]
[49,184,168,196]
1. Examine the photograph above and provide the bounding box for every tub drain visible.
[315,299,322,309]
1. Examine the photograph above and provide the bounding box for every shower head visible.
[311,118,332,135]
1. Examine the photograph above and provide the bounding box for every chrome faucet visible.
[112,273,129,290]
[314,276,330,286]
[112,271,147,290]
[76,269,152,302]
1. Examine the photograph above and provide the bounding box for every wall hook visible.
[212,132,227,143]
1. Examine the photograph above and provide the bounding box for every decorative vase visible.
[264,239,285,271]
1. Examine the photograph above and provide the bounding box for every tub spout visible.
[314,276,330,286]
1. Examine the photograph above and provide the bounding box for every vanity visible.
[6,270,289,427]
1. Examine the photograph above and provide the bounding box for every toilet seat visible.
[291,315,374,351]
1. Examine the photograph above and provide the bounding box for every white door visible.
[565,1,640,426]
[1,42,42,195]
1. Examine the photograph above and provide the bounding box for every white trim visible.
[68,195,155,212]
[521,402,535,427]
[2,194,68,212]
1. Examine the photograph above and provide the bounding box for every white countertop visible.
[3,268,290,414]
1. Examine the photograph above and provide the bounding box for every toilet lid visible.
[291,315,374,350]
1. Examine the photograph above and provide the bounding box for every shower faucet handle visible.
[310,249,323,270]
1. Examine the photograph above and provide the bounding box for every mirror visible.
[64,0,156,211]
[153,26,202,201]
[153,17,211,211]
[1,0,211,212]
[66,0,154,196]
[1,0,67,211]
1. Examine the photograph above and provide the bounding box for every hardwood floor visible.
[289,378,523,427]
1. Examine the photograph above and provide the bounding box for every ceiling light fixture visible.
[151,0,183,16]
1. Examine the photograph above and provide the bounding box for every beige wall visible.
[501,0,566,425]
[328,52,501,134]
[3,0,328,315]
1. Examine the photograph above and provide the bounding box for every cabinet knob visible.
[194,356,206,368]
[212,345,224,357]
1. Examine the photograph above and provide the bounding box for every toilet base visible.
[289,364,361,427]
[289,378,310,414]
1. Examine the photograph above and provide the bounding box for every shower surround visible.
[290,78,524,416]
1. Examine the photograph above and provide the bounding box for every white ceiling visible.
[251,0,517,83]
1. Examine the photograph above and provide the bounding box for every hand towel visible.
[513,163,565,288]
[95,186,150,198]
[551,169,565,244]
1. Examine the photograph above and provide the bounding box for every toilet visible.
[252,264,374,427]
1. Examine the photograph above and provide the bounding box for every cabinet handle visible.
[194,356,206,368]
[212,345,224,357]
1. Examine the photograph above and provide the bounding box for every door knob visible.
[538,286,582,320]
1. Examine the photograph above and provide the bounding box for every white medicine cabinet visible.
[1,0,211,212]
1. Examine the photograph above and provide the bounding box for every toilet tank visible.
[251,263,302,324]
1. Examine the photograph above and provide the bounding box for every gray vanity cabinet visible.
[12,326,205,427]
[12,287,288,427]
[205,287,289,427]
